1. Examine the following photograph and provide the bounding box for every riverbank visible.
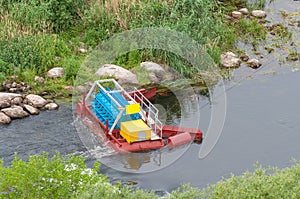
[1,152,300,198]
[0,0,270,97]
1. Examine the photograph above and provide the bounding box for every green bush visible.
[60,56,81,81]
[202,162,300,199]
[0,152,104,199]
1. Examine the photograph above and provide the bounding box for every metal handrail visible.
[133,88,163,138]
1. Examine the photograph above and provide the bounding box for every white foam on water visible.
[72,116,116,159]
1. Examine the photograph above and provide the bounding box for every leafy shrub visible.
[0,152,104,199]
[202,162,300,199]
[60,56,81,81]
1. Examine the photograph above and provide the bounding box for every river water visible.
[1,0,300,193]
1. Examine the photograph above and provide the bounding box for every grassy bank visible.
[1,153,300,198]
[0,0,267,96]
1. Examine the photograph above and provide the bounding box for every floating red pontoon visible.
[76,79,202,153]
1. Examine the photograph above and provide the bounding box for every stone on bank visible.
[0,112,11,124]
[24,104,40,115]
[0,93,59,125]
[25,94,48,108]
[1,106,29,119]
[95,64,138,85]
[46,67,65,78]
[221,52,241,68]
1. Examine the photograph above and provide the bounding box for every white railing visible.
[133,88,163,139]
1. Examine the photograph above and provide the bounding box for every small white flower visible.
[80,168,93,176]
[64,163,78,171]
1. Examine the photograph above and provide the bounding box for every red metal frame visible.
[76,88,203,153]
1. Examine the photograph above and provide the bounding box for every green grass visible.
[0,0,268,94]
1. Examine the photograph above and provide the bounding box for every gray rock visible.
[221,52,241,68]
[25,94,47,108]
[247,58,262,69]
[239,8,249,15]
[0,93,22,108]
[1,106,29,119]
[141,62,165,83]
[11,96,23,106]
[95,64,138,85]
[0,112,11,124]
[140,62,178,84]
[232,11,242,19]
[240,55,250,62]
[9,88,18,93]
[11,82,17,88]
[251,10,267,18]
[0,99,10,108]
[44,103,59,110]
[34,76,45,83]
[46,67,64,78]
[24,104,40,115]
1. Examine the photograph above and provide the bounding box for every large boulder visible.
[251,10,267,18]
[25,94,47,108]
[221,52,241,68]
[11,96,23,106]
[141,62,165,83]
[140,62,178,84]
[24,104,40,115]
[0,112,11,124]
[95,64,138,85]
[1,106,29,119]
[46,67,64,78]
[0,93,22,108]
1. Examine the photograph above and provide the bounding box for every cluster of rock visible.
[0,80,31,93]
[232,8,267,19]
[1,67,65,95]
[0,93,59,125]
[221,52,262,69]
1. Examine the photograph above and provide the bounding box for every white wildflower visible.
[64,163,78,171]
[80,168,93,176]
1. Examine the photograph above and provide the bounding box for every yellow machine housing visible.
[120,119,151,143]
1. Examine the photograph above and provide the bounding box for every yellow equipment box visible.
[125,103,140,115]
[120,119,151,143]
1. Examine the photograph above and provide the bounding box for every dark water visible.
[1,0,300,192]
[0,104,86,166]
